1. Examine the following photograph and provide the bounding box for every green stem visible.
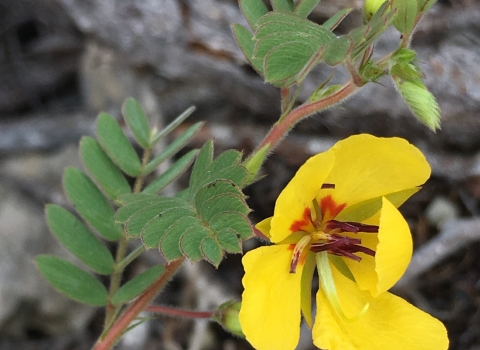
[104,147,152,330]
[145,305,214,319]
[93,258,185,350]
[115,244,145,272]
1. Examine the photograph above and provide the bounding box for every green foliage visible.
[122,97,151,148]
[96,112,142,176]
[36,255,108,306]
[63,167,122,241]
[46,205,115,274]
[390,48,440,131]
[116,141,253,267]
[295,0,322,18]
[239,0,268,30]
[112,265,165,304]
[271,0,294,12]
[41,98,204,305]
[392,0,418,34]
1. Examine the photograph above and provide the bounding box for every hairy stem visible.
[254,80,358,155]
[94,258,185,350]
[145,305,214,319]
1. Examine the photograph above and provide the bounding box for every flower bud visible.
[364,0,387,20]
[213,300,244,337]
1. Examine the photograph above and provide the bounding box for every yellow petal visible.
[313,265,449,350]
[318,134,430,209]
[270,151,335,243]
[239,245,304,350]
[255,217,272,238]
[344,197,412,296]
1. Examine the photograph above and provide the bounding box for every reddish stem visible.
[93,258,184,350]
[145,305,214,319]
[255,80,358,154]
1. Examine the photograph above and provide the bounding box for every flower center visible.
[289,188,378,274]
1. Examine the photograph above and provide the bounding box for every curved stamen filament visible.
[290,235,311,274]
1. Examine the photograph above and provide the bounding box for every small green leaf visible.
[64,167,122,241]
[160,216,202,261]
[180,226,211,262]
[232,24,265,76]
[322,8,353,31]
[295,0,322,18]
[142,206,195,248]
[323,36,353,66]
[142,149,198,194]
[210,212,253,240]
[96,112,141,177]
[116,196,186,223]
[239,0,268,29]
[112,265,165,304]
[36,255,108,306]
[125,203,170,238]
[80,137,131,201]
[417,0,437,13]
[201,237,223,267]
[396,79,441,131]
[264,41,318,83]
[364,0,386,20]
[393,0,418,34]
[271,0,295,12]
[122,97,151,149]
[215,228,242,253]
[46,205,114,274]
[197,193,249,223]
[149,107,196,147]
[189,140,214,191]
[144,122,203,175]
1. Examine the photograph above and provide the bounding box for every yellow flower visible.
[239,134,448,350]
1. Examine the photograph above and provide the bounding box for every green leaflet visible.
[96,112,142,177]
[36,255,108,306]
[122,97,151,149]
[63,167,122,241]
[46,205,114,274]
[112,265,166,304]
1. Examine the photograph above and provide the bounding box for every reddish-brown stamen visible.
[325,220,379,234]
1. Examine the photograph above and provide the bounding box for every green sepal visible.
[335,187,420,222]
[300,253,316,328]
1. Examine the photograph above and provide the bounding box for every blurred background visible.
[0,0,479,349]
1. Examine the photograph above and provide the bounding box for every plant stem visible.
[253,80,358,155]
[145,305,214,319]
[104,236,128,328]
[115,244,145,272]
[104,147,152,330]
[93,258,185,350]
[133,148,152,193]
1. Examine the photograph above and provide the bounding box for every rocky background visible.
[0,0,479,349]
